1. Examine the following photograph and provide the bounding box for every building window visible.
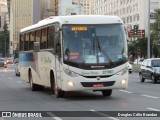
[150,13,156,19]
[130,16,132,22]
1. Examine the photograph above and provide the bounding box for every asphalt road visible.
[0,65,160,120]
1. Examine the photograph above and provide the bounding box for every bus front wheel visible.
[54,88,64,98]
[50,72,64,98]
[102,89,112,96]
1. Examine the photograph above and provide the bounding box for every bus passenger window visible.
[35,30,41,44]
[48,27,55,49]
[29,32,35,50]
[41,28,47,49]
[24,33,29,51]
[20,34,24,51]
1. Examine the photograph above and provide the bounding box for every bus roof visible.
[20,15,123,33]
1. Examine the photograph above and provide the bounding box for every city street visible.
[0,65,159,120]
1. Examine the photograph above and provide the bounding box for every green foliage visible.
[128,37,147,60]
[150,9,160,57]
[0,30,9,57]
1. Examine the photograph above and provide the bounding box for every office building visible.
[93,0,160,36]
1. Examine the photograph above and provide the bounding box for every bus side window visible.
[41,28,47,49]
[29,31,35,50]
[48,26,55,49]
[35,29,41,46]
[20,34,24,51]
[24,33,29,51]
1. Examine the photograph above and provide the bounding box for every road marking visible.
[17,81,22,83]
[108,117,120,120]
[52,117,63,120]
[8,77,13,80]
[119,90,133,93]
[147,108,160,111]
[89,109,119,120]
[141,94,159,99]
[46,112,62,120]
[90,109,96,111]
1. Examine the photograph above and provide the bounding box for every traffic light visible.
[133,25,139,35]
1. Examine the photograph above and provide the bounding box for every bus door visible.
[55,30,63,89]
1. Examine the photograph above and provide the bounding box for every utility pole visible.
[3,20,7,57]
[148,0,151,58]
[78,0,81,15]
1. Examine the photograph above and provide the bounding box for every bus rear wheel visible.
[29,71,44,91]
[102,90,112,96]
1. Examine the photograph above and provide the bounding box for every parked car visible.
[6,58,13,64]
[0,58,7,68]
[14,58,20,76]
[128,62,132,73]
[139,58,160,83]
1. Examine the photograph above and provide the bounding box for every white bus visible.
[19,15,128,98]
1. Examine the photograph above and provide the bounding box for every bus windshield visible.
[62,24,127,69]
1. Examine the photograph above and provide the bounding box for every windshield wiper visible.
[95,36,114,65]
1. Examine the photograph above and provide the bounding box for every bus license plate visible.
[93,83,104,88]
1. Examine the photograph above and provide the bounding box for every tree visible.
[128,37,147,61]
[0,23,9,57]
[151,9,160,57]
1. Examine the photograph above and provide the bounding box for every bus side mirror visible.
[34,42,40,52]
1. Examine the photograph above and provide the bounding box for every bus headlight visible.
[67,81,74,87]
[63,68,79,77]
[116,67,128,76]
[121,79,126,84]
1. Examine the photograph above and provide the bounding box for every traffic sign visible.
[128,29,145,38]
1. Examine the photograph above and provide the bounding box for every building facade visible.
[0,0,7,31]
[58,0,92,15]
[93,0,160,37]
[7,0,33,55]
[7,0,58,56]
[41,0,58,19]
[72,0,92,15]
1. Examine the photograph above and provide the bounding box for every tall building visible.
[7,0,58,56]
[0,0,7,31]
[72,0,92,15]
[58,0,92,15]
[7,0,33,56]
[93,0,159,37]
[41,0,58,19]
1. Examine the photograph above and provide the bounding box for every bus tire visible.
[50,71,64,98]
[152,74,157,84]
[29,70,44,91]
[102,89,112,96]
[50,71,55,94]
[55,88,64,98]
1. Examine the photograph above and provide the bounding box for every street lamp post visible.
[148,0,151,58]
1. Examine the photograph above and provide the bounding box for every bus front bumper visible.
[62,74,128,91]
